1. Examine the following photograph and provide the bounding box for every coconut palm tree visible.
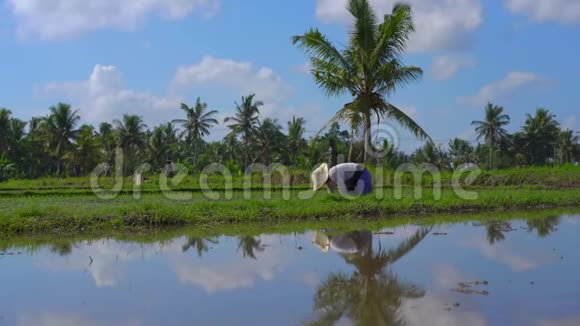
[557,129,579,164]
[24,117,49,178]
[0,109,27,161]
[287,116,307,166]
[98,122,116,167]
[224,94,263,169]
[113,114,147,176]
[173,98,218,166]
[66,125,102,175]
[44,103,81,175]
[254,118,285,166]
[0,108,12,155]
[448,138,475,167]
[147,125,171,171]
[293,0,430,162]
[471,102,510,169]
[522,108,560,165]
[413,142,449,169]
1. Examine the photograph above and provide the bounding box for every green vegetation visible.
[0,0,577,237]
[1,187,579,235]
[1,165,578,194]
[1,207,577,251]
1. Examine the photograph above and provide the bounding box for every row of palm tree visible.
[1,97,577,180]
[469,103,576,169]
[0,94,325,178]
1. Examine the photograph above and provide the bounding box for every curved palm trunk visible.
[244,134,248,171]
[363,114,372,163]
[194,138,198,168]
[349,129,355,162]
[489,144,492,170]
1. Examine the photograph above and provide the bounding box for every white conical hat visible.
[311,163,329,191]
[312,231,330,253]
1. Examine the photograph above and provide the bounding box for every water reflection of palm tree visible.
[308,227,431,325]
[237,236,265,260]
[526,216,561,238]
[182,237,218,257]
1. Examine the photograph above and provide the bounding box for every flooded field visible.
[1,212,579,325]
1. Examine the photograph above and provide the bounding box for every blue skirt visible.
[360,169,373,195]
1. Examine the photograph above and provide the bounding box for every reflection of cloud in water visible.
[172,243,290,294]
[433,265,468,290]
[19,312,140,326]
[536,315,580,326]
[401,294,487,326]
[464,238,540,272]
[35,240,168,287]
[301,272,321,288]
[35,236,292,293]
[562,215,580,225]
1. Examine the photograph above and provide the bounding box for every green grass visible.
[2,207,578,252]
[1,187,579,234]
[1,165,577,235]
[2,165,578,194]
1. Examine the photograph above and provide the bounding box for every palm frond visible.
[377,102,431,141]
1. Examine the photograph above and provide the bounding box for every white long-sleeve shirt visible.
[328,163,366,196]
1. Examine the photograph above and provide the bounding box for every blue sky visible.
[0,0,579,152]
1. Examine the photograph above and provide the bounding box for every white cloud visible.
[36,57,325,136]
[38,64,181,126]
[314,0,483,52]
[536,315,580,326]
[293,61,314,75]
[7,0,219,40]
[172,234,292,294]
[505,0,580,24]
[563,115,577,131]
[433,265,467,289]
[401,294,487,326]
[34,235,292,294]
[172,250,287,294]
[457,71,548,107]
[171,56,324,133]
[171,56,292,105]
[464,238,542,272]
[19,313,140,326]
[431,55,476,80]
[458,129,478,141]
[36,239,167,287]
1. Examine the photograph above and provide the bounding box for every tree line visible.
[0,98,577,180]
[0,96,347,180]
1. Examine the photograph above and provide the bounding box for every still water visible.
[1,213,579,326]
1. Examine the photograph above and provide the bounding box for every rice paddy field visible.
[1,166,579,235]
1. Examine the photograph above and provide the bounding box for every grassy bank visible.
[1,165,578,195]
[1,187,579,234]
[2,207,578,251]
